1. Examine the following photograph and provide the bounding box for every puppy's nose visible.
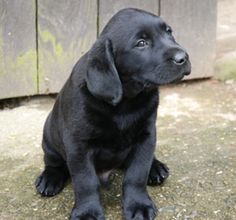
[172,51,187,65]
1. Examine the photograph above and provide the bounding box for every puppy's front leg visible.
[123,122,157,220]
[65,138,105,220]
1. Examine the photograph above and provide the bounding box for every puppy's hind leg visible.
[35,139,69,197]
[147,157,169,186]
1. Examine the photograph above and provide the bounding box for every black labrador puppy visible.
[35,8,191,220]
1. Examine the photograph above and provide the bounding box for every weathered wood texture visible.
[0,0,217,99]
[160,0,217,79]
[0,0,37,99]
[99,0,160,32]
[38,0,97,94]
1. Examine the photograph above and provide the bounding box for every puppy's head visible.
[86,8,191,106]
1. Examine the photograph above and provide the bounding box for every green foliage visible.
[215,59,236,81]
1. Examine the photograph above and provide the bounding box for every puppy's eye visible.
[136,39,148,48]
[166,26,172,34]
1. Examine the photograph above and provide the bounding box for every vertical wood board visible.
[160,0,217,79]
[99,0,160,32]
[0,0,37,99]
[38,0,97,94]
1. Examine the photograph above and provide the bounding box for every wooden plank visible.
[38,0,97,94]
[99,0,160,32]
[160,0,217,79]
[0,0,37,99]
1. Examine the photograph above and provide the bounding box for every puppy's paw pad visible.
[35,167,68,197]
[147,159,169,186]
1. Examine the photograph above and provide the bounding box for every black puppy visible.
[35,8,191,220]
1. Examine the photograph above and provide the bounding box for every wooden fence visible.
[0,0,217,99]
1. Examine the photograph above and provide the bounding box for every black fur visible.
[35,8,191,220]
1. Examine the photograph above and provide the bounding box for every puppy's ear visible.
[86,38,122,106]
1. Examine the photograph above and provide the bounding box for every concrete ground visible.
[0,80,236,220]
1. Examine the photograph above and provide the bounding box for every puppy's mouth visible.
[135,71,188,87]
[154,73,185,86]
[142,61,191,86]
[168,72,186,84]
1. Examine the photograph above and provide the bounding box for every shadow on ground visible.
[0,80,235,220]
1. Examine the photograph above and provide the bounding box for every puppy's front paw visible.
[35,166,69,197]
[70,204,105,220]
[123,192,157,220]
[147,159,169,186]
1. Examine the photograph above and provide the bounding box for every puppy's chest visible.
[93,110,149,171]
[94,107,150,148]
[113,111,144,131]
[86,93,157,149]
